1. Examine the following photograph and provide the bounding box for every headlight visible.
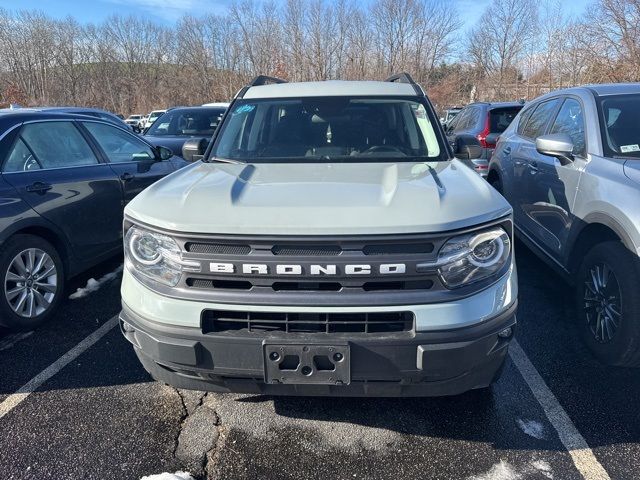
[420,227,511,288]
[124,226,199,287]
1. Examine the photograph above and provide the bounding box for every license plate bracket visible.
[263,343,350,385]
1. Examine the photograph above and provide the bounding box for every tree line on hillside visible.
[0,0,639,115]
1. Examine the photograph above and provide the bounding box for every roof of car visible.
[242,80,419,99]
[202,102,230,107]
[467,101,525,108]
[0,111,125,133]
[582,83,640,96]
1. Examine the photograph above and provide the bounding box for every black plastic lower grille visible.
[202,310,414,334]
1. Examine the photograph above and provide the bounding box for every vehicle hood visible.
[125,160,511,235]
[144,135,208,157]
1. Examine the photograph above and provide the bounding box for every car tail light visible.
[476,114,496,148]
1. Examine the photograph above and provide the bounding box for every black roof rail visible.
[249,75,288,87]
[385,72,416,84]
[384,72,423,96]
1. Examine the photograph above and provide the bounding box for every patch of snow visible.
[531,460,553,479]
[68,264,123,299]
[468,461,522,480]
[140,472,194,480]
[517,418,546,440]
[0,331,33,351]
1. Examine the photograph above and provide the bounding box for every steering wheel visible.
[360,145,404,155]
[23,154,39,171]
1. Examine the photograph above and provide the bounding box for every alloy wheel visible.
[4,248,58,318]
[583,262,622,343]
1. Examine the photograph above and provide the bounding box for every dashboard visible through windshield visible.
[209,97,445,163]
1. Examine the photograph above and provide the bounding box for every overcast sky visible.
[0,0,590,30]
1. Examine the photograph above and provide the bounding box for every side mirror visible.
[453,134,483,160]
[536,133,574,165]
[485,133,500,146]
[182,138,208,162]
[156,145,174,160]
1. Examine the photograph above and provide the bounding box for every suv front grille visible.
[169,220,512,307]
[202,310,414,334]
[185,277,433,293]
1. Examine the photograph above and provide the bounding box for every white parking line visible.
[509,340,611,480]
[0,316,118,420]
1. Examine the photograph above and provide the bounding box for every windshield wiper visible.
[209,157,244,164]
[613,155,640,160]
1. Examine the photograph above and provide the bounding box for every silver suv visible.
[120,74,517,397]
[489,83,640,367]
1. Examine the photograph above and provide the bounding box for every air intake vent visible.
[363,243,434,255]
[185,243,251,255]
[271,245,342,256]
[202,310,414,334]
[187,278,252,290]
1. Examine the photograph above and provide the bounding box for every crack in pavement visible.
[172,388,220,480]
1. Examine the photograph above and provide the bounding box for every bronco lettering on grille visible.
[208,263,406,275]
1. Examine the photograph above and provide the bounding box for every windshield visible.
[209,97,444,163]
[598,94,640,157]
[146,108,225,137]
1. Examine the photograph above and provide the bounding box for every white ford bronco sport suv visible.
[120,74,518,396]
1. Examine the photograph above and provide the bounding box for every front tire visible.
[0,234,65,331]
[575,241,640,367]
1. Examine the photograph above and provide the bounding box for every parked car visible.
[120,74,517,397]
[141,109,166,131]
[125,114,143,129]
[439,107,462,127]
[0,111,187,330]
[2,106,133,131]
[488,83,640,367]
[446,101,524,177]
[143,105,227,161]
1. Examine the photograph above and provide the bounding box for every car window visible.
[490,107,522,134]
[4,122,98,172]
[83,122,155,163]
[465,106,482,131]
[516,107,535,136]
[597,94,640,157]
[521,99,560,139]
[550,98,586,157]
[452,108,471,132]
[211,97,443,162]
[147,108,226,137]
[3,138,41,172]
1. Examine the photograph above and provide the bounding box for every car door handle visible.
[502,146,512,155]
[120,172,135,182]
[25,182,52,194]
[528,161,539,173]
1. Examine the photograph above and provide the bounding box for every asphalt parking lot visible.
[0,244,639,480]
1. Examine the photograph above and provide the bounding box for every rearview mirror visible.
[536,133,574,165]
[156,146,174,160]
[453,134,482,160]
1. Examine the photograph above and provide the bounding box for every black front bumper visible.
[120,302,516,397]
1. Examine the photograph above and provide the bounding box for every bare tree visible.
[468,0,538,99]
